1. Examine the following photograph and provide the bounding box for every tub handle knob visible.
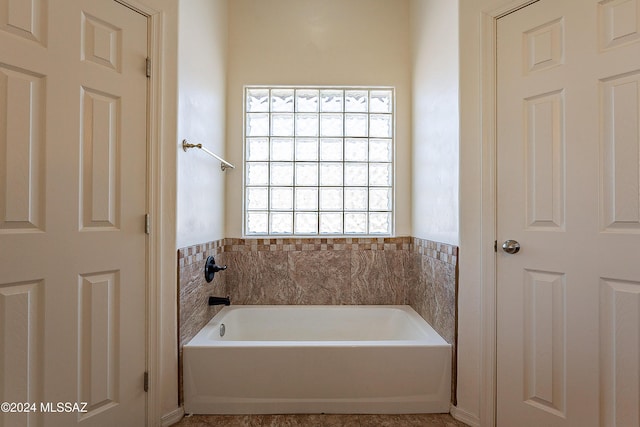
[205,256,227,283]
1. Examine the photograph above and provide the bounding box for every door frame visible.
[478,1,540,426]
[112,1,168,425]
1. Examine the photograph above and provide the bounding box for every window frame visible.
[242,85,396,238]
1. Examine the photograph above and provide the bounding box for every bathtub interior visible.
[188,305,448,343]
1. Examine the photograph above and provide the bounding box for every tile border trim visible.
[178,236,458,267]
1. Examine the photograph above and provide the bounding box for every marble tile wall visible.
[406,241,458,344]
[177,236,459,404]
[222,240,409,306]
[177,240,226,404]
[178,239,227,349]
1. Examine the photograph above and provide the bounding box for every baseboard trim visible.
[451,405,481,427]
[161,406,185,427]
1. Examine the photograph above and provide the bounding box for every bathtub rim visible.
[184,304,452,348]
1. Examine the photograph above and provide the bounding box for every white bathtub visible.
[183,305,451,415]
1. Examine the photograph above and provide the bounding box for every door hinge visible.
[145,213,151,235]
[143,371,149,392]
[145,57,151,78]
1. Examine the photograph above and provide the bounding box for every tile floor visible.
[173,413,470,427]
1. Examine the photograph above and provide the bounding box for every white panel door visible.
[0,1,148,426]
[497,0,640,426]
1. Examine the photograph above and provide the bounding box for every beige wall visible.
[172,0,228,421]
[410,0,460,246]
[177,0,228,248]
[224,0,412,237]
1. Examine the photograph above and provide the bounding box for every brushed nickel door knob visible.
[502,240,521,254]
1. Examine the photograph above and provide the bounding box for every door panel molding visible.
[599,278,640,427]
[524,17,564,74]
[598,0,640,51]
[0,280,44,427]
[80,86,121,231]
[524,90,565,230]
[523,269,566,417]
[0,64,46,233]
[0,0,47,45]
[81,11,123,72]
[78,270,120,418]
[600,70,640,232]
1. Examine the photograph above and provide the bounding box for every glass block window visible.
[244,87,394,236]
